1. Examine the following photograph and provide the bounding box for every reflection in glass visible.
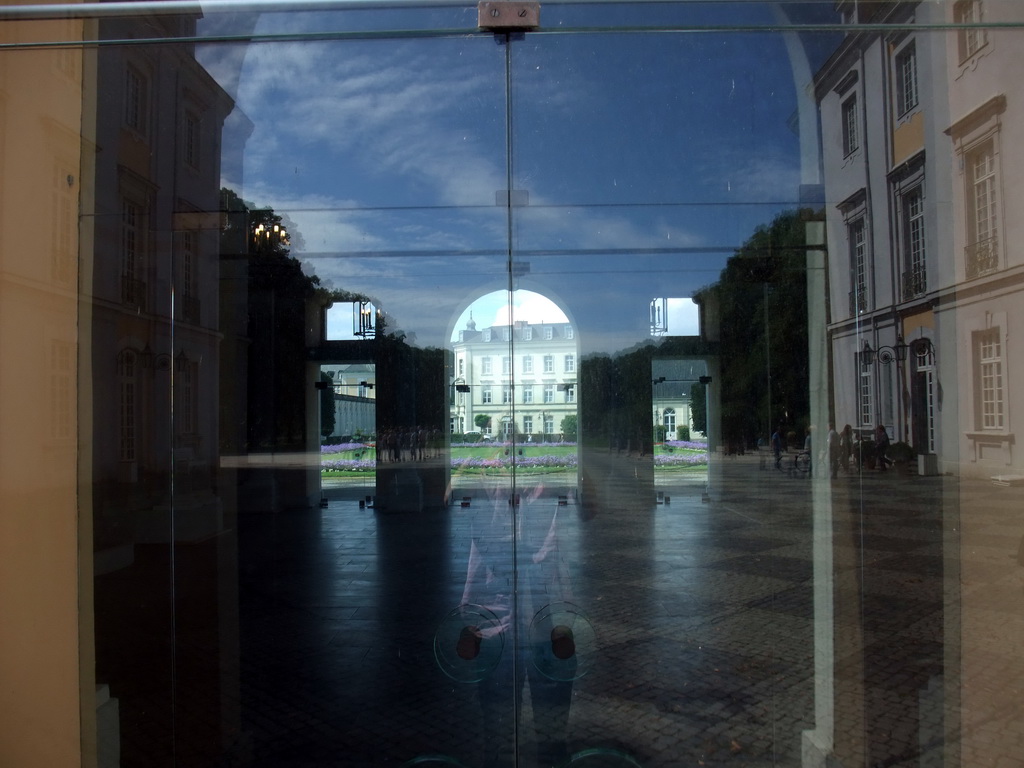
[4,2,1024,768]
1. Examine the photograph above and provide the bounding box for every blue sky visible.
[198,2,838,352]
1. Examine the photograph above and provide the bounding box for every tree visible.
[474,413,492,432]
[695,209,816,448]
[560,414,578,441]
[690,382,707,435]
[320,373,336,438]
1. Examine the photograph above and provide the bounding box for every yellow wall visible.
[0,16,91,768]
[892,110,925,166]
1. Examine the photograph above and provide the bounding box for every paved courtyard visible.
[96,452,1024,767]
[220,453,1024,768]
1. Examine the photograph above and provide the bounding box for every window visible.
[458,358,464,377]
[483,328,491,341]
[859,366,873,427]
[184,110,200,169]
[543,415,554,434]
[564,325,574,339]
[122,198,146,309]
[965,140,999,277]
[663,409,676,440]
[176,361,197,435]
[118,350,137,461]
[565,386,576,403]
[523,387,534,404]
[522,355,533,374]
[902,187,926,298]
[180,230,200,323]
[502,356,511,375]
[544,384,555,403]
[564,354,575,373]
[849,218,867,314]
[523,327,532,341]
[842,95,859,156]
[502,386,513,404]
[955,1,988,61]
[895,44,918,116]
[544,326,553,340]
[543,355,554,373]
[482,357,492,375]
[501,327,510,341]
[523,415,533,434]
[481,387,492,404]
[977,329,1004,430]
[125,66,148,134]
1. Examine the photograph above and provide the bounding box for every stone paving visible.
[221,454,1023,767]
[96,453,1024,767]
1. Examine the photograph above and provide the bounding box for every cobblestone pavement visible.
[226,454,1024,767]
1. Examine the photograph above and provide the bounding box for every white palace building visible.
[451,315,578,439]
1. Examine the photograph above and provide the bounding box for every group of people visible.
[771,422,894,477]
[828,423,893,476]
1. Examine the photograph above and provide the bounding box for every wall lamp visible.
[861,336,934,366]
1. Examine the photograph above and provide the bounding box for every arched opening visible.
[448,289,579,499]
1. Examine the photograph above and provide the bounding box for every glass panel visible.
[4,3,1024,768]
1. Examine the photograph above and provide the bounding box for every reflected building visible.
[818,0,1024,480]
[451,317,578,439]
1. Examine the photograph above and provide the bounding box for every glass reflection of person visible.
[459,480,575,767]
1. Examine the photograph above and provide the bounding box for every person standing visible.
[839,424,854,472]
[875,424,892,470]
[827,423,840,479]
[771,425,783,469]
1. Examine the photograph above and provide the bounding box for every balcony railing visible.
[121,276,147,310]
[848,284,867,316]
[901,266,927,301]
[965,235,999,279]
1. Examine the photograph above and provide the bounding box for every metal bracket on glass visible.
[478,1,540,31]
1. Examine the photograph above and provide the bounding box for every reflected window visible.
[523,415,533,433]
[118,350,137,462]
[565,386,576,404]
[502,356,511,375]
[966,139,1000,276]
[523,355,533,374]
[895,43,918,116]
[849,218,868,314]
[977,328,1004,430]
[544,326,553,340]
[481,386,492,404]
[955,0,988,61]
[564,325,574,339]
[859,364,873,427]
[543,355,553,373]
[184,110,200,169]
[523,386,534,404]
[901,186,926,298]
[124,65,148,135]
[121,199,147,310]
[842,94,859,156]
[502,386,513,404]
[564,354,575,373]
[543,414,554,435]
[482,357,492,375]
[543,384,554,403]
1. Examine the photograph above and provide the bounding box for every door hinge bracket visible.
[478,1,540,31]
